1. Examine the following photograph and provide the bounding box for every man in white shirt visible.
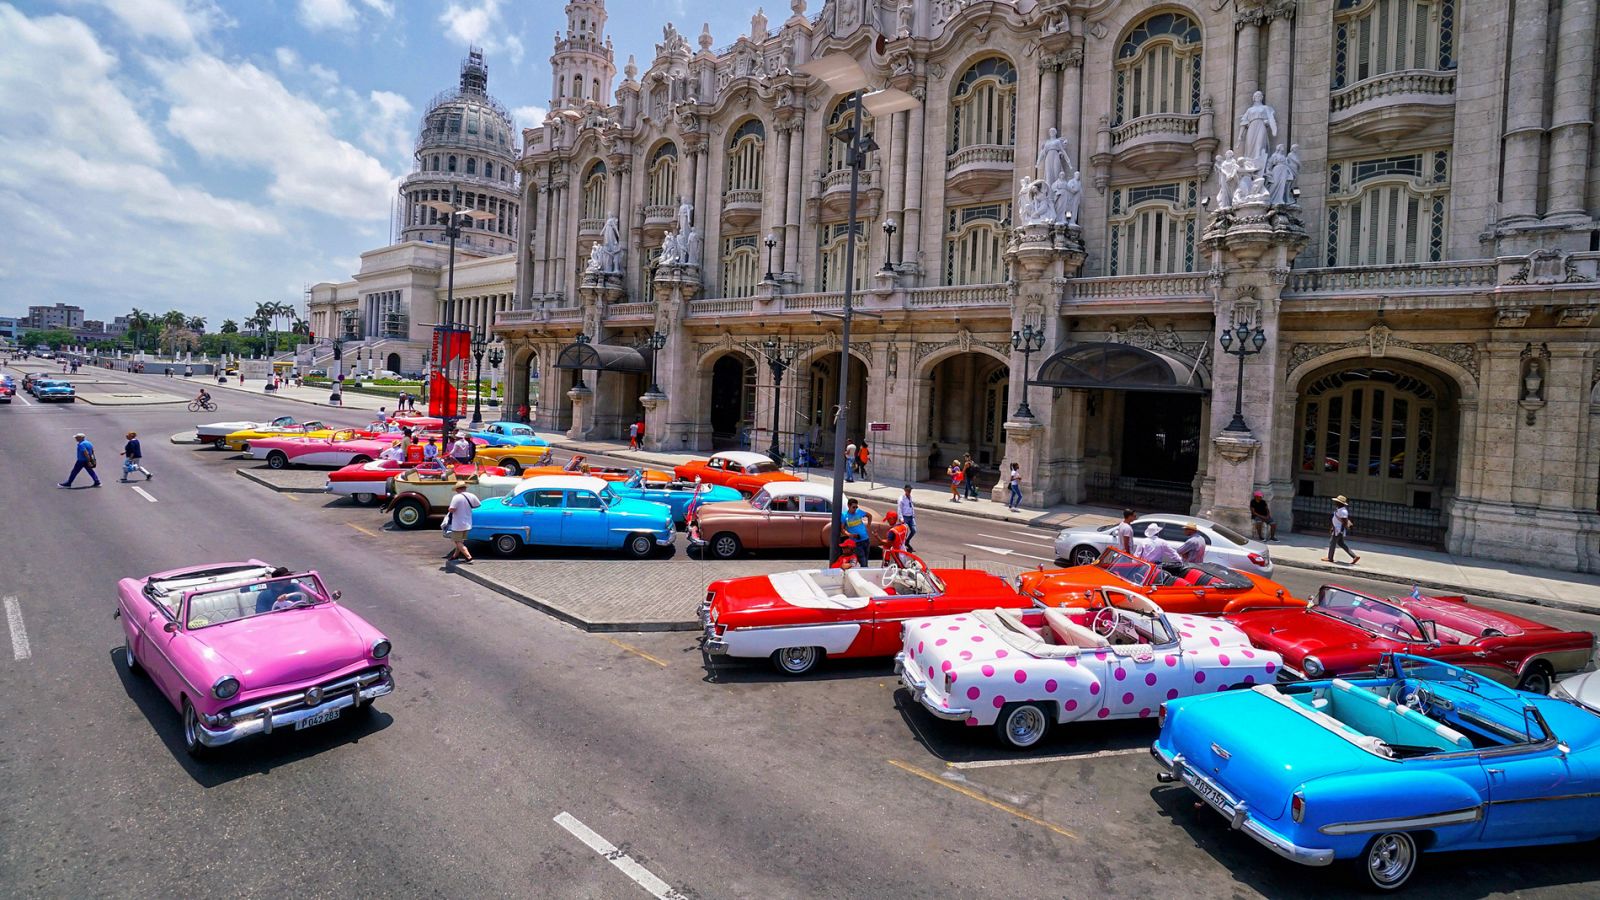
[444,482,479,564]
[1135,523,1180,565]
[1111,509,1136,554]
[379,441,405,462]
[844,441,857,483]
[449,433,474,464]
[1325,494,1360,564]
[897,484,917,553]
[1176,522,1207,563]
[373,407,388,424]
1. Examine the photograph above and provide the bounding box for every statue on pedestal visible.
[676,195,694,235]
[1036,127,1073,187]
[1238,90,1277,171]
[1052,170,1082,225]
[659,229,684,265]
[685,226,702,267]
[1018,177,1055,226]
[1214,150,1242,209]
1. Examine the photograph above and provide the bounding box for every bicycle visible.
[187,399,218,412]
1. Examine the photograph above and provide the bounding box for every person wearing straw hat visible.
[1324,495,1360,565]
[1176,521,1207,563]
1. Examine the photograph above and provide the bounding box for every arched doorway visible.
[924,352,1010,482]
[385,352,401,373]
[1292,361,1455,545]
[709,353,755,448]
[804,352,868,461]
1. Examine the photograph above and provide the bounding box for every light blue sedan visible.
[464,421,549,448]
[466,475,675,558]
[609,470,742,527]
[1154,652,1600,890]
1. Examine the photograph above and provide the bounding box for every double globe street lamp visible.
[1010,323,1045,418]
[645,329,667,394]
[1219,319,1268,432]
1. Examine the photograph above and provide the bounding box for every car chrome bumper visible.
[1151,744,1333,866]
[895,653,972,722]
[696,600,727,654]
[196,668,394,748]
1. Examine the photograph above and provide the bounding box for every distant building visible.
[108,317,129,336]
[26,303,85,331]
[0,316,19,342]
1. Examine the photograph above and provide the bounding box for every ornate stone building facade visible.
[492,0,1594,574]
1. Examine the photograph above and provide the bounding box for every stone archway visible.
[695,349,756,450]
[385,352,401,373]
[800,348,869,463]
[918,350,1011,483]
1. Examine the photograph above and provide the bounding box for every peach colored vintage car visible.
[687,481,889,560]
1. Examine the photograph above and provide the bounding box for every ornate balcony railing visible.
[1110,114,1200,149]
[686,298,756,317]
[578,218,605,235]
[1330,69,1457,115]
[1282,261,1496,296]
[1071,273,1211,301]
[495,309,540,326]
[547,306,582,321]
[945,144,1015,172]
[821,168,873,192]
[904,284,1009,307]
[721,189,762,207]
[643,204,675,224]
[604,302,655,319]
[783,293,844,312]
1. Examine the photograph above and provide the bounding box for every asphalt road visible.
[4,362,1600,899]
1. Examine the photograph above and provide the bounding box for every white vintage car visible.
[897,587,1283,750]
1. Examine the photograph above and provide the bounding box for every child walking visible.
[122,431,152,481]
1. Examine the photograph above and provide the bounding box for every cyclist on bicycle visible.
[195,388,212,408]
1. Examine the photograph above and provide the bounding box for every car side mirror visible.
[332,590,342,601]
[163,621,179,633]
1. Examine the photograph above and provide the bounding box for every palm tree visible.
[160,310,186,357]
[186,316,206,333]
[126,308,151,352]
[220,319,239,334]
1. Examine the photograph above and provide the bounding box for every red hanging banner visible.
[429,326,472,419]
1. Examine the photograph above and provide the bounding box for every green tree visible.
[126,308,152,352]
[186,316,206,332]
[220,319,239,334]
[21,329,76,349]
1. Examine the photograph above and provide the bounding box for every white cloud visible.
[296,0,394,33]
[439,0,523,65]
[153,54,400,214]
[511,105,547,127]
[361,89,415,165]
[80,0,226,47]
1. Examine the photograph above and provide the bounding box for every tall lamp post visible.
[487,344,504,410]
[469,328,489,427]
[424,190,497,435]
[762,233,778,283]
[798,51,918,563]
[1218,319,1267,432]
[1010,323,1045,418]
[762,336,798,464]
[645,329,667,393]
[880,217,898,272]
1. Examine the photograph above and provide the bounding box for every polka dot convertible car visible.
[897,586,1283,750]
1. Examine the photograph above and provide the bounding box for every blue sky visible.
[0,0,751,327]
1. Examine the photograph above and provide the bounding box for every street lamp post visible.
[1010,323,1045,418]
[1218,319,1268,432]
[645,329,667,394]
[797,51,919,564]
[488,345,504,409]
[880,217,898,273]
[763,233,778,283]
[762,336,797,464]
[470,328,489,427]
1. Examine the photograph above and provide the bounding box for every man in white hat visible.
[1135,522,1180,565]
[1176,521,1207,564]
[1325,495,1360,564]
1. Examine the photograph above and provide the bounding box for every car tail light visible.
[1247,552,1268,568]
[1158,703,1167,728]
[1291,791,1306,823]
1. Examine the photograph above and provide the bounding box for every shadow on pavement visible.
[111,648,393,787]
[699,651,890,685]
[891,688,1157,764]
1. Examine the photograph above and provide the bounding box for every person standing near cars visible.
[121,431,152,481]
[1325,495,1360,564]
[59,432,101,488]
[443,482,479,564]
[1135,523,1181,565]
[449,431,474,465]
[1250,491,1277,541]
[1111,508,1136,554]
[841,498,872,567]
[1177,522,1207,563]
[897,485,917,552]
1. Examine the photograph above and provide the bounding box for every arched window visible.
[820,223,868,292]
[725,119,765,193]
[648,142,678,207]
[824,97,869,174]
[1333,0,1456,90]
[581,160,608,221]
[949,57,1018,152]
[721,235,761,298]
[593,78,602,101]
[466,158,477,175]
[1325,150,1449,265]
[1114,12,1203,126]
[430,156,440,172]
[943,202,1011,285]
[447,155,457,172]
[1107,179,1201,275]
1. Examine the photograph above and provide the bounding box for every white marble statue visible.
[1233,168,1268,205]
[659,229,683,265]
[1284,143,1302,200]
[897,0,914,37]
[585,242,606,274]
[1052,170,1082,224]
[1265,145,1292,206]
[1019,176,1055,226]
[685,226,703,267]
[676,195,694,235]
[1238,91,1278,171]
[1036,127,1073,188]
[1214,150,1241,209]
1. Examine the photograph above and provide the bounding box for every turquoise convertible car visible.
[464,420,549,449]
[609,470,741,527]
[465,475,675,558]
[1154,653,1600,890]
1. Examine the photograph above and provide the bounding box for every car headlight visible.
[1303,655,1325,677]
[213,675,240,700]
[371,639,391,659]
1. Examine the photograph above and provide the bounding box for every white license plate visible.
[296,706,341,730]
[1190,774,1234,815]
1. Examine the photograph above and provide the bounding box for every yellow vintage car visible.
[222,419,336,452]
[471,442,554,475]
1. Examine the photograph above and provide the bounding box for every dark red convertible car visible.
[1226,584,1595,692]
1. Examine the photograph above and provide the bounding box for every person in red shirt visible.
[831,538,860,569]
[882,511,911,566]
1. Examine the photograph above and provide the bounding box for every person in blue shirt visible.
[59,432,101,488]
[841,498,871,567]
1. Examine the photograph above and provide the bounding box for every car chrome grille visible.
[223,667,387,720]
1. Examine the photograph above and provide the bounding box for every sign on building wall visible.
[429,325,472,419]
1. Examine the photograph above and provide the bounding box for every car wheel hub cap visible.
[1370,836,1412,884]
[782,649,812,670]
[1009,708,1044,743]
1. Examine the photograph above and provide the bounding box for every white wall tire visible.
[996,702,1050,750]
[771,646,820,676]
[352,492,377,506]
[124,633,143,675]
[182,699,209,759]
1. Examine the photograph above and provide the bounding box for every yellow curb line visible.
[601,636,669,667]
[886,758,1077,839]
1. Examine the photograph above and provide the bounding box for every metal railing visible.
[1291,495,1444,548]
[1083,472,1194,514]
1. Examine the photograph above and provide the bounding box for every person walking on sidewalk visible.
[857,442,871,481]
[59,432,101,488]
[1177,521,1207,563]
[121,431,152,481]
[947,459,963,502]
[962,454,980,500]
[844,440,857,483]
[1325,495,1360,564]
[443,482,480,564]
[1250,491,1277,541]
[628,420,640,450]
[1112,508,1136,554]
[1006,463,1023,511]
[897,485,918,552]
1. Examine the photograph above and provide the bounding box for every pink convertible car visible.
[116,561,395,757]
[245,428,394,469]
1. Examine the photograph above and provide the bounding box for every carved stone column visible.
[1546,0,1597,223]
[566,381,594,440]
[1234,8,1263,126]
[784,120,805,276]
[1263,3,1294,131]
[901,84,927,277]
[1500,3,1551,227]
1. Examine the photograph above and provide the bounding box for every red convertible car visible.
[324,459,505,505]
[675,450,800,498]
[699,555,1033,675]
[1226,584,1596,692]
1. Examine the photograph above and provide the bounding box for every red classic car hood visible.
[1397,595,1531,636]
[189,606,373,690]
[328,460,404,482]
[709,567,1023,626]
[1225,608,1391,669]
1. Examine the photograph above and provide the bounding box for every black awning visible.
[1033,342,1208,394]
[554,342,649,373]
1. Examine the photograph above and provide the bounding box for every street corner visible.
[170,431,202,444]
[235,466,332,494]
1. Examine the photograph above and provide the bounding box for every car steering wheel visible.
[272,591,310,610]
[1091,607,1119,637]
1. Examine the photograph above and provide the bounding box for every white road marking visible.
[964,543,1056,563]
[947,747,1148,769]
[979,532,1053,547]
[5,596,31,661]
[13,393,31,406]
[553,812,686,900]
[131,486,158,503]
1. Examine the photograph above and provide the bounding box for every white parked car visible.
[1053,513,1273,577]
[195,415,296,449]
[897,587,1283,749]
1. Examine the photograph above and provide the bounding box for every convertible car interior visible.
[1152,562,1252,590]
[769,564,943,609]
[1271,676,1537,758]
[976,606,1171,661]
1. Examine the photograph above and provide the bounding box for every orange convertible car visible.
[1017,548,1305,616]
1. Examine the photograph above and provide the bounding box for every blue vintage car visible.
[464,421,548,448]
[465,475,674,558]
[34,379,76,402]
[1153,653,1600,890]
[609,470,742,527]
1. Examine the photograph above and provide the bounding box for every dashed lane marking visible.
[131,486,158,503]
[345,522,378,538]
[963,543,1056,563]
[553,812,687,899]
[5,597,31,661]
[945,747,1148,769]
[978,532,1053,547]
[601,636,669,667]
[887,759,1077,838]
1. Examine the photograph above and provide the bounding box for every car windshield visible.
[750,490,771,509]
[184,574,329,629]
[1210,523,1252,546]
[744,460,778,475]
[500,425,533,436]
[596,486,617,507]
[1316,587,1425,640]
[1095,549,1156,587]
